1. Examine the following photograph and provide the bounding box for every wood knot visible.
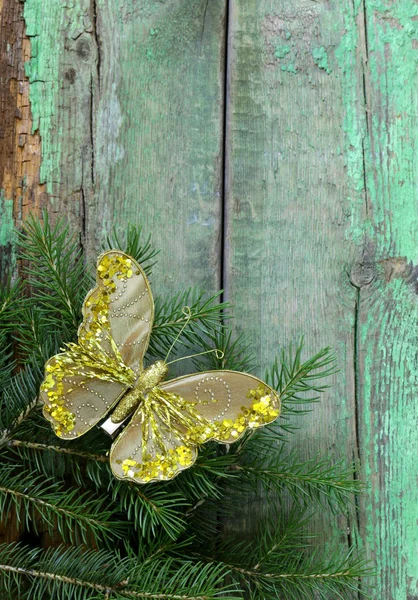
[349,260,376,288]
[76,38,91,61]
[64,68,76,84]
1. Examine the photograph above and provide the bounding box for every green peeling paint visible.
[274,44,290,59]
[280,63,297,74]
[312,46,332,73]
[0,193,16,272]
[0,194,14,248]
[336,1,418,597]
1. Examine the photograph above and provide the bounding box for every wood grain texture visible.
[354,2,418,597]
[225,0,359,554]
[1,0,416,595]
[23,0,226,296]
[0,0,46,277]
[226,0,418,597]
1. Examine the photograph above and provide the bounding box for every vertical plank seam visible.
[360,0,370,219]
[91,0,101,89]
[220,0,230,301]
[354,2,371,597]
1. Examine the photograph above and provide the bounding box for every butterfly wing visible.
[41,357,128,439]
[160,371,281,444]
[40,250,154,438]
[109,370,280,483]
[79,250,154,374]
[110,399,198,483]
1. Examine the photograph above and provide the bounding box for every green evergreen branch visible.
[110,480,190,541]
[267,344,338,413]
[18,211,87,334]
[193,547,370,600]
[0,276,23,331]
[235,447,362,511]
[104,223,160,276]
[0,467,124,545]
[191,328,256,373]
[0,364,43,435]
[6,439,108,462]
[0,543,241,600]
[148,290,229,358]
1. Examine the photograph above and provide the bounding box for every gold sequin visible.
[40,253,137,436]
[118,384,280,482]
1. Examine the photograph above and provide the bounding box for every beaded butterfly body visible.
[40,251,281,484]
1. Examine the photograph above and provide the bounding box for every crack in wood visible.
[220,0,230,301]
[91,0,101,89]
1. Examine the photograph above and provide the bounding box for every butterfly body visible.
[111,360,168,424]
[40,251,281,484]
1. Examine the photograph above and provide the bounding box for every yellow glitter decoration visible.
[40,250,282,484]
[113,384,280,483]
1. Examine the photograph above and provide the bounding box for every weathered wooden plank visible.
[354,1,418,597]
[23,0,226,297]
[1,0,226,544]
[226,0,418,597]
[91,0,226,295]
[0,0,46,277]
[225,0,359,554]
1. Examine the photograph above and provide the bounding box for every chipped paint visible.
[274,44,290,59]
[312,46,331,73]
[0,194,16,275]
[280,63,297,74]
[336,1,418,597]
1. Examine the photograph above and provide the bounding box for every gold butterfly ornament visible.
[40,251,281,484]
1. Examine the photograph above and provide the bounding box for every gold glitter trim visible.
[40,251,153,437]
[113,383,280,483]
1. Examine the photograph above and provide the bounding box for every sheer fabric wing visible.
[110,405,198,483]
[109,370,280,484]
[160,371,281,444]
[79,251,154,374]
[40,251,153,439]
[40,355,128,439]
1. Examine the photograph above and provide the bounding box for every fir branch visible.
[18,211,87,335]
[169,448,239,503]
[0,364,43,438]
[7,439,108,462]
[267,343,338,414]
[104,223,160,276]
[236,444,362,512]
[192,328,256,373]
[110,480,190,541]
[14,307,62,364]
[193,539,370,600]
[0,467,124,545]
[0,333,14,390]
[0,543,241,600]
[0,276,23,330]
[148,289,229,358]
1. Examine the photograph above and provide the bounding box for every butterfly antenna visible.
[166,348,225,366]
[164,306,193,363]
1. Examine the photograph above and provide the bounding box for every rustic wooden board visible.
[355,2,418,597]
[1,0,418,596]
[22,0,226,296]
[226,0,418,597]
[0,0,226,540]
[225,0,359,554]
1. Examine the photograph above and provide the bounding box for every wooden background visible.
[1,0,418,598]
